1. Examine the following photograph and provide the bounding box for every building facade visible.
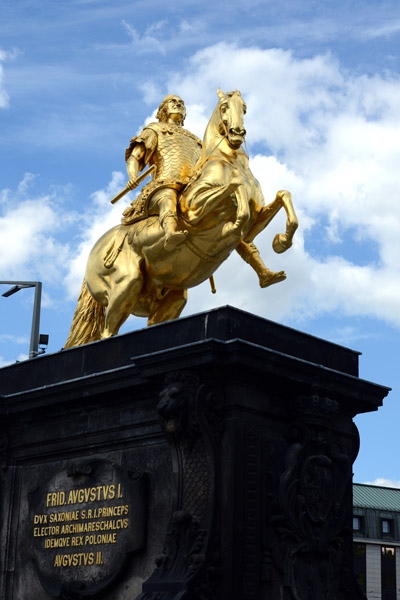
[353,484,400,600]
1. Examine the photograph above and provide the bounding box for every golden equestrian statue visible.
[65,90,298,347]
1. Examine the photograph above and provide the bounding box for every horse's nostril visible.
[229,127,245,136]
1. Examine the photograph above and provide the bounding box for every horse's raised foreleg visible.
[271,191,298,254]
[147,289,188,326]
[244,190,298,249]
[236,241,286,288]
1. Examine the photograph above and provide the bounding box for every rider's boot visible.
[162,214,187,250]
[236,241,286,288]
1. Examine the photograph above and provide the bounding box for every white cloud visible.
[17,172,37,194]
[0,47,21,108]
[160,43,400,328]
[120,20,167,55]
[0,356,11,367]
[329,326,378,345]
[0,66,9,108]
[362,20,400,40]
[0,50,10,108]
[0,334,29,345]
[7,43,400,334]
[0,174,76,284]
[64,171,128,298]
[0,171,140,315]
[363,478,400,489]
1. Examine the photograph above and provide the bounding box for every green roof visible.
[353,484,400,511]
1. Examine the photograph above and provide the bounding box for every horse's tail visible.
[64,281,106,348]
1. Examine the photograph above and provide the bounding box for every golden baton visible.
[110,165,156,204]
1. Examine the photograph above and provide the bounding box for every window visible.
[353,516,363,532]
[381,519,393,535]
[381,546,396,600]
[381,546,395,559]
[353,543,366,594]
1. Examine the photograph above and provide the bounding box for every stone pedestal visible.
[0,307,389,599]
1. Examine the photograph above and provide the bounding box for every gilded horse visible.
[65,89,298,347]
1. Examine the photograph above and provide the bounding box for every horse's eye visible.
[221,104,228,113]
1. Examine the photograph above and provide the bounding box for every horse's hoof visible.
[259,270,286,288]
[273,233,292,254]
[164,231,187,251]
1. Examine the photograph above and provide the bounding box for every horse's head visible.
[216,88,247,150]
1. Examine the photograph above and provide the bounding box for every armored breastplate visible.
[148,123,202,184]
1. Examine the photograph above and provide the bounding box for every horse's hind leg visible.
[147,289,188,327]
[102,271,144,338]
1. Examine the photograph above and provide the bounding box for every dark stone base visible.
[0,306,389,599]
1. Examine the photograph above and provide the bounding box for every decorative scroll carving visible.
[267,394,357,600]
[137,370,223,600]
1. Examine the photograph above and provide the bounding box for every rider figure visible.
[123,95,202,250]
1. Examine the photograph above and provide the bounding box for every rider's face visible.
[167,97,185,123]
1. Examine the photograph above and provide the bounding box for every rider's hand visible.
[126,179,138,190]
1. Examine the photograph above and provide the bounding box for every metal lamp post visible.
[0,281,44,359]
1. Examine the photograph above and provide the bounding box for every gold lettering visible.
[45,537,70,548]
[54,555,61,567]
[62,486,124,505]
[46,491,66,507]
[71,536,84,546]
[50,510,80,523]
[84,533,117,545]
[34,525,60,537]
[36,485,133,570]
[34,514,48,524]
[67,489,78,504]
[53,552,96,568]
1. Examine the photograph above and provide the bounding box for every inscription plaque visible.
[28,459,146,598]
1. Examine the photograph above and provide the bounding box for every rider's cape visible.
[122,122,202,225]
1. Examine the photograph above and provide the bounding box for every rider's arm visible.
[125,127,157,183]
[126,143,145,182]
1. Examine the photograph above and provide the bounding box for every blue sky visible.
[1,0,400,485]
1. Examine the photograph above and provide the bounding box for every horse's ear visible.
[217,88,225,100]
